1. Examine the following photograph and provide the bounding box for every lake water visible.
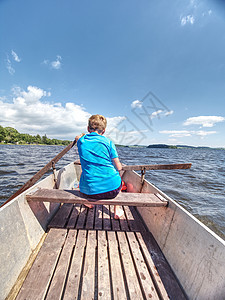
[0,144,224,240]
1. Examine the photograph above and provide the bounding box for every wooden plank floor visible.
[16,204,187,300]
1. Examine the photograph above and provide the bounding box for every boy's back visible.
[77,132,121,195]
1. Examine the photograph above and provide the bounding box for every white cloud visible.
[202,9,212,17]
[151,110,163,118]
[43,59,49,65]
[43,55,62,70]
[195,130,216,137]
[0,85,125,139]
[106,116,126,130]
[180,1,213,26]
[160,130,192,138]
[6,57,15,75]
[181,15,195,26]
[6,51,21,74]
[12,86,51,105]
[150,109,174,119]
[208,10,212,16]
[160,129,217,139]
[51,55,62,69]
[165,110,174,116]
[11,50,21,62]
[184,116,225,127]
[131,100,142,109]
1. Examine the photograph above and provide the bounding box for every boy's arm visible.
[112,157,122,171]
[112,157,123,176]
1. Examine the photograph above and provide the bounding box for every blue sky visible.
[1,0,225,146]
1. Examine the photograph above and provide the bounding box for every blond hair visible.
[88,114,107,133]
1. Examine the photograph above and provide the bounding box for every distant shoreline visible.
[116,143,225,150]
[0,126,71,146]
[0,143,68,146]
[1,142,224,150]
[146,144,225,150]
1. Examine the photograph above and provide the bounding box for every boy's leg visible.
[84,203,94,209]
[114,205,124,219]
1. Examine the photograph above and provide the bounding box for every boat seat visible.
[26,188,168,207]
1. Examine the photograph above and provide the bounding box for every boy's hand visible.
[75,133,85,142]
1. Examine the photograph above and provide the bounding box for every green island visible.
[147,144,224,150]
[117,144,224,150]
[0,126,71,146]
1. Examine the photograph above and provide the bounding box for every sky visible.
[1,0,225,147]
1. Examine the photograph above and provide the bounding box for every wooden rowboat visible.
[1,148,225,299]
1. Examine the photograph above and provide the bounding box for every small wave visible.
[217,167,225,172]
[0,170,18,176]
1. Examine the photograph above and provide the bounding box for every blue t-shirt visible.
[77,132,121,195]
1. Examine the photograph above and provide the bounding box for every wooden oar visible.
[122,163,192,171]
[74,161,192,171]
[1,140,77,207]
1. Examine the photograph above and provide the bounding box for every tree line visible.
[0,126,71,146]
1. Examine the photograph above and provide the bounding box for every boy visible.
[75,114,124,219]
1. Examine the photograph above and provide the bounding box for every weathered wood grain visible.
[63,230,87,299]
[48,203,73,228]
[110,205,121,231]
[138,229,187,300]
[16,229,67,300]
[117,231,143,299]
[66,204,81,229]
[85,206,95,229]
[97,231,111,300]
[122,163,192,171]
[136,231,170,300]
[127,206,185,299]
[75,205,88,229]
[94,205,103,230]
[119,206,130,232]
[81,231,96,300]
[126,231,160,300]
[45,230,77,299]
[103,205,111,230]
[16,202,187,299]
[27,189,168,207]
[73,161,191,171]
[123,206,140,232]
[107,231,127,299]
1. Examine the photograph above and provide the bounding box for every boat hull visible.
[0,162,77,300]
[122,169,225,300]
[1,161,225,300]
